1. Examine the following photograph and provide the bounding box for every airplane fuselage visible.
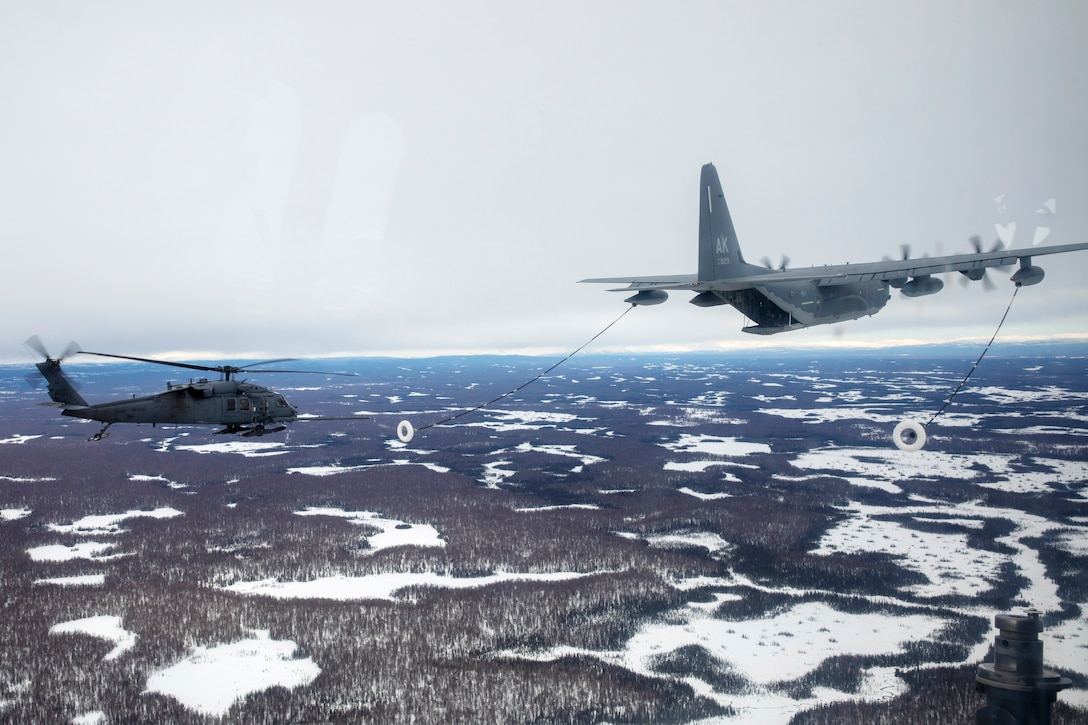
[718,278,890,334]
[688,260,891,334]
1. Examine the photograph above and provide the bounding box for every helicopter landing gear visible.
[241,424,286,437]
[215,423,287,437]
[89,423,112,442]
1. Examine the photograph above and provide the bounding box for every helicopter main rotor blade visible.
[78,350,222,373]
[232,359,298,369]
[238,368,358,377]
[77,351,356,378]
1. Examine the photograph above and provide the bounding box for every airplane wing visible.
[581,241,1088,292]
[578,273,699,291]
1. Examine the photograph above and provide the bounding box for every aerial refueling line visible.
[894,285,1021,451]
[396,305,636,442]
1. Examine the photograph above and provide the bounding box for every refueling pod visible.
[1011,259,1045,287]
[624,289,669,306]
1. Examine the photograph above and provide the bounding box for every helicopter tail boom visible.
[34,359,89,408]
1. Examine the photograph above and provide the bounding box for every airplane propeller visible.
[761,255,790,271]
[881,246,914,288]
[958,236,1011,291]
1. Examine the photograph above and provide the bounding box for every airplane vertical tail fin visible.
[697,163,747,281]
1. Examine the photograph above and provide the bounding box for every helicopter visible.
[25,336,364,441]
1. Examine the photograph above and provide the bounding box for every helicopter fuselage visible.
[63,379,298,427]
[57,378,299,438]
[27,342,360,441]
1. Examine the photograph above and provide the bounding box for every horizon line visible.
[5,333,1086,366]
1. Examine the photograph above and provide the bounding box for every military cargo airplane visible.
[25,337,363,441]
[581,163,1088,334]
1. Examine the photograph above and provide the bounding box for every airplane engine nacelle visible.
[625,290,669,306]
[1011,266,1044,287]
[900,275,944,298]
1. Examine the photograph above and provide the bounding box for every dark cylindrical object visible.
[975,611,1071,725]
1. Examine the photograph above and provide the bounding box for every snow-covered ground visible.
[50,615,136,661]
[144,630,320,717]
[27,541,119,562]
[223,570,604,602]
[1,506,31,521]
[0,434,42,444]
[658,433,771,458]
[293,507,445,551]
[790,446,1086,495]
[286,458,451,477]
[164,439,289,456]
[47,507,182,535]
[7,352,1086,721]
[497,600,942,724]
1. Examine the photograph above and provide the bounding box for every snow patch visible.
[294,507,445,551]
[0,434,42,445]
[50,615,136,660]
[1,507,31,521]
[224,571,601,602]
[144,630,320,717]
[27,542,120,562]
[658,433,771,457]
[35,574,106,587]
[172,441,288,457]
[48,507,183,535]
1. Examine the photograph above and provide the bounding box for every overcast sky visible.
[3,1,1087,364]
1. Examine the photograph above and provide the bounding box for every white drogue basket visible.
[892,420,926,451]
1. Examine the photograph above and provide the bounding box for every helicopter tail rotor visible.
[25,336,81,363]
[24,336,88,406]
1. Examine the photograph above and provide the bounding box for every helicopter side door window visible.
[239,398,250,411]
[226,399,237,412]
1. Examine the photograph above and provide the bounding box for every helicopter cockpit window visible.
[276,396,289,408]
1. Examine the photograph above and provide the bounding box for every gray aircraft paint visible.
[583,164,1088,335]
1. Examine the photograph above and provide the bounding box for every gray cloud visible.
[3,1,1086,363]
